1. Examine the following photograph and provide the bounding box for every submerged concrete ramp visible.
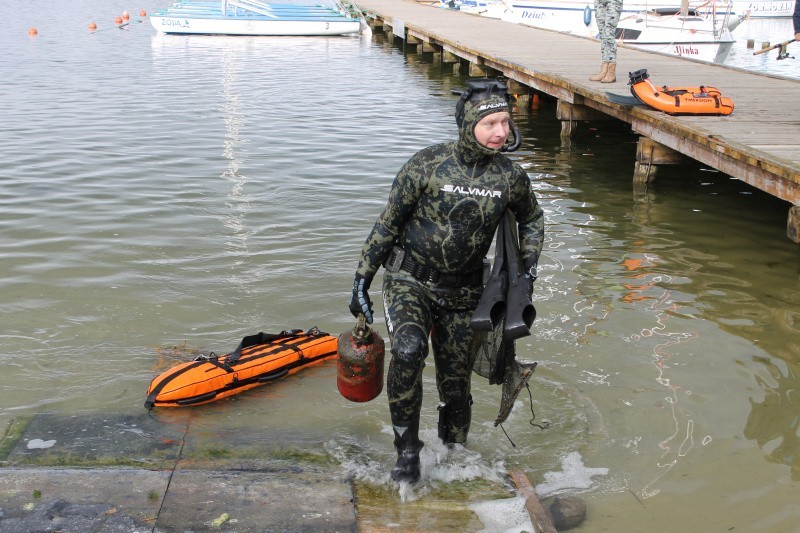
[0,413,357,532]
[0,412,543,532]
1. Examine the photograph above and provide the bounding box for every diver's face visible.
[474,111,510,150]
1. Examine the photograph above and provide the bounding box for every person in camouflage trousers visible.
[349,79,544,483]
[590,0,623,83]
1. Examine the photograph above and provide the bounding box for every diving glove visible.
[349,273,374,324]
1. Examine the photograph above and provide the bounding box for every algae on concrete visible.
[0,416,32,462]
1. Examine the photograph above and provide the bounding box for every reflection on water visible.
[745,356,800,480]
[1,2,800,531]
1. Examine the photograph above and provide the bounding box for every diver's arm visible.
[355,157,425,278]
[509,167,544,278]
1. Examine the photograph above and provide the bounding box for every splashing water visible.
[469,496,535,533]
[535,451,609,498]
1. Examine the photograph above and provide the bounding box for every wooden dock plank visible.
[353,0,800,208]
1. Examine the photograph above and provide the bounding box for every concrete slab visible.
[0,468,169,531]
[4,413,185,467]
[353,478,513,532]
[157,467,356,532]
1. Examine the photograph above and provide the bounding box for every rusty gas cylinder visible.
[337,314,385,402]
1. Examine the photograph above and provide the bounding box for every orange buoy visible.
[28,27,38,36]
[337,315,385,403]
[140,9,147,17]
[122,11,130,20]
[88,22,97,31]
[115,16,123,25]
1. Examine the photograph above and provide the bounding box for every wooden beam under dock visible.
[352,0,800,242]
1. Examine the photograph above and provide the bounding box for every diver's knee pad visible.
[390,323,428,367]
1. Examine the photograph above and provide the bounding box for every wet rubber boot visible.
[391,419,423,483]
[437,396,473,447]
[600,62,617,83]
[589,62,608,82]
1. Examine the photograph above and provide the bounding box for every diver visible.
[349,78,545,483]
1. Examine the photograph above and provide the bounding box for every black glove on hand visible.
[349,273,374,324]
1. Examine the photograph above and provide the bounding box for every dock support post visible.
[633,137,687,187]
[468,62,489,77]
[508,80,531,106]
[422,41,441,62]
[556,100,610,138]
[789,205,800,243]
[405,34,420,54]
[442,51,459,64]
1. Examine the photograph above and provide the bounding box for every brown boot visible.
[589,62,608,82]
[600,62,617,83]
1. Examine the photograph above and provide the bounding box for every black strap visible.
[144,359,208,409]
[226,328,310,365]
[397,251,482,287]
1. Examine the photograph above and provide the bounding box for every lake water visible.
[724,17,798,78]
[2,1,800,531]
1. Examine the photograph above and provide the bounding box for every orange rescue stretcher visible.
[144,327,338,409]
[628,69,734,116]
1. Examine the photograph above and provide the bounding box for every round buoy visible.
[28,27,38,36]
[115,16,123,25]
[140,9,147,17]
[122,11,130,20]
[89,22,97,31]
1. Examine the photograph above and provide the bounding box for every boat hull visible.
[615,11,736,63]
[150,15,361,35]
[499,0,793,36]
[621,40,734,62]
[731,0,795,17]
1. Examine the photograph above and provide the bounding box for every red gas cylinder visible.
[337,314,385,402]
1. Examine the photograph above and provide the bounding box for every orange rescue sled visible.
[144,327,338,408]
[629,69,734,116]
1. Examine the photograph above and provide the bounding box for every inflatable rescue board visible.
[629,69,734,116]
[145,327,337,408]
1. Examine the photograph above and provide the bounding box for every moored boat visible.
[496,0,786,37]
[615,4,739,63]
[731,0,795,17]
[150,0,364,36]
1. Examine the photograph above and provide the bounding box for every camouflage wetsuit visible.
[595,0,622,63]
[354,95,545,447]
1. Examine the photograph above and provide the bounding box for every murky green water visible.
[2,1,799,531]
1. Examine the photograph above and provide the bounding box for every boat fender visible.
[583,5,592,26]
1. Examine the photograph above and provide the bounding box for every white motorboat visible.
[150,0,363,36]
[497,0,778,36]
[615,3,739,62]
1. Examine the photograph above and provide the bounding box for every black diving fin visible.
[502,214,536,341]
[471,222,507,331]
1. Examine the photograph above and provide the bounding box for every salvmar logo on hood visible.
[442,184,502,198]
[477,102,507,112]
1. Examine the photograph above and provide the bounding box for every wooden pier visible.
[351,0,800,242]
